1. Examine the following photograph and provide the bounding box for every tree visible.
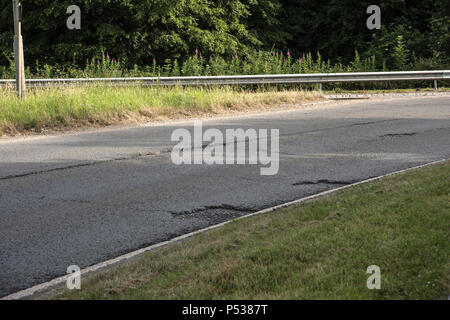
[0,0,268,70]
[0,0,448,72]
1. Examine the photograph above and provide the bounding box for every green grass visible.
[2,83,447,137]
[0,86,321,136]
[55,161,450,300]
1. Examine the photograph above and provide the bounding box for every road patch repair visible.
[2,158,448,300]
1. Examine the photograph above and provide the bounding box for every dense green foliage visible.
[277,0,449,66]
[0,0,449,77]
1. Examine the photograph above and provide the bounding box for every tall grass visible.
[0,85,321,135]
[2,49,447,80]
[2,50,447,90]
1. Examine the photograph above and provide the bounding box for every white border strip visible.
[2,158,448,300]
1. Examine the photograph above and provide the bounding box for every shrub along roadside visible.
[2,49,449,80]
[2,49,449,91]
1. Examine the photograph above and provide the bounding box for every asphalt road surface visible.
[1,96,449,297]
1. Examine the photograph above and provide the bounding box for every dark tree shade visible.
[0,0,448,70]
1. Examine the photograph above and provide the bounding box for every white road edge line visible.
[2,158,448,300]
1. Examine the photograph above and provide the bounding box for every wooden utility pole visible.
[12,0,25,98]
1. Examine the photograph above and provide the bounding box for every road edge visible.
[2,158,449,300]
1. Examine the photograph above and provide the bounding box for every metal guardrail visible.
[0,70,449,88]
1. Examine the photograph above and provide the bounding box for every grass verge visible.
[0,86,321,136]
[55,161,450,300]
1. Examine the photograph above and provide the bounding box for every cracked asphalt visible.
[1,95,449,297]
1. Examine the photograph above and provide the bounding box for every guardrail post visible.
[434,80,438,91]
[12,0,26,99]
[319,83,322,93]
